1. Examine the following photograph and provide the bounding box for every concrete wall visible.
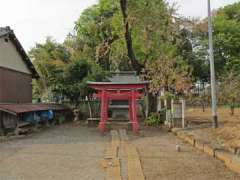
[0,37,31,74]
[0,67,32,103]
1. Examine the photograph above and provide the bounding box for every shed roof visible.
[0,27,39,78]
[0,103,69,115]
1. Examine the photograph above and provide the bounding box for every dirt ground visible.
[0,123,109,180]
[131,128,240,180]
[0,123,239,180]
[186,107,240,150]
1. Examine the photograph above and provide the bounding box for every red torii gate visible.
[88,82,148,133]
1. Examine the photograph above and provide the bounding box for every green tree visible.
[119,0,175,73]
[143,54,191,96]
[194,2,240,77]
[29,38,106,104]
[29,38,70,101]
[30,0,196,112]
[71,0,190,113]
[74,0,186,74]
[60,58,106,107]
[214,3,240,75]
[74,0,120,71]
[118,0,194,112]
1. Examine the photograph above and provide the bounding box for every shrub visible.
[146,110,166,126]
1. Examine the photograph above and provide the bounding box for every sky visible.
[0,0,238,51]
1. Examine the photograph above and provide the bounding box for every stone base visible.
[105,121,132,131]
[87,118,132,130]
[87,118,100,127]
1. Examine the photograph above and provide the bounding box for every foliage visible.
[218,71,240,115]
[74,0,121,71]
[29,38,70,101]
[146,110,166,126]
[61,59,106,106]
[146,112,161,126]
[40,0,195,112]
[29,0,240,111]
[189,27,210,82]
[73,0,191,74]
[30,38,106,105]
[213,3,240,75]
[142,54,192,96]
[120,0,173,71]
[194,2,240,77]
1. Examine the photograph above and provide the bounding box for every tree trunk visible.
[230,105,234,116]
[148,93,158,113]
[201,82,205,112]
[144,92,158,118]
[119,0,157,115]
[119,0,144,73]
[201,100,205,112]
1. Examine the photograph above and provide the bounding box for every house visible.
[0,26,38,103]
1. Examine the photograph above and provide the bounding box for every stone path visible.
[100,129,144,180]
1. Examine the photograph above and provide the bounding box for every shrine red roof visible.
[87,82,148,90]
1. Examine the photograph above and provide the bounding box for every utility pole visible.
[207,0,218,128]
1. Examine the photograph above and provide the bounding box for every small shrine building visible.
[88,71,148,133]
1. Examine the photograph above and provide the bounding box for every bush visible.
[146,109,166,126]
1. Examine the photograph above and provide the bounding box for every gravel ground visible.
[1,124,239,180]
[130,127,240,180]
[0,123,109,180]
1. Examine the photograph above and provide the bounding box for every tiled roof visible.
[0,27,10,37]
[108,71,140,83]
[88,71,149,85]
